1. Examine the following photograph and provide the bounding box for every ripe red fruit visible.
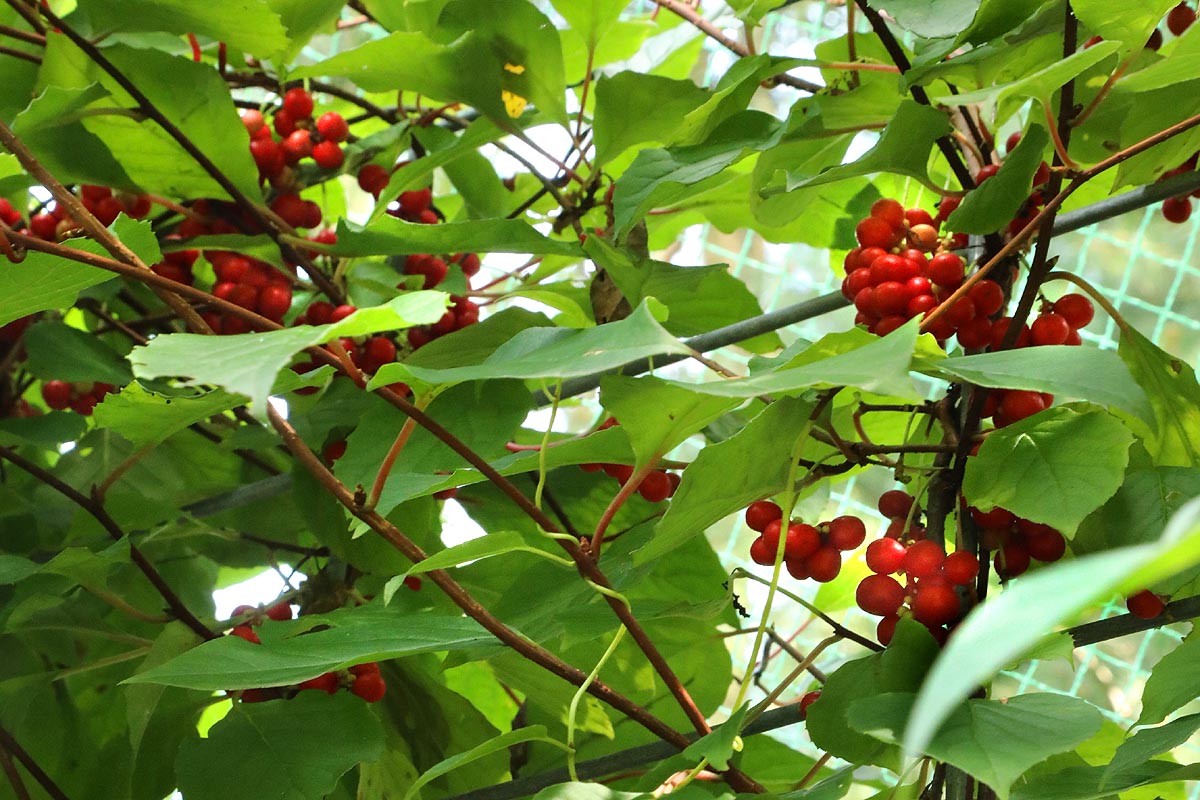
[351,672,387,703]
[927,253,966,287]
[877,489,914,519]
[942,551,980,585]
[911,583,960,626]
[282,87,314,119]
[281,129,313,164]
[357,164,391,196]
[1005,131,1022,154]
[994,543,1031,578]
[865,537,908,574]
[806,546,843,582]
[1025,528,1066,562]
[905,208,935,227]
[975,164,1000,183]
[798,690,821,719]
[784,523,822,560]
[856,216,902,249]
[877,614,899,645]
[956,316,993,350]
[870,198,906,229]
[903,540,945,579]
[1126,589,1166,619]
[749,536,775,566]
[1168,2,1196,35]
[363,336,397,368]
[1030,313,1071,346]
[297,672,339,694]
[272,108,297,137]
[258,285,292,321]
[316,112,349,142]
[229,625,261,644]
[638,471,672,503]
[856,574,906,616]
[42,380,72,410]
[827,516,867,550]
[399,188,433,215]
[970,505,1015,529]
[241,109,265,135]
[265,602,292,622]
[1162,196,1192,223]
[999,389,1048,422]
[760,518,783,551]
[312,140,344,170]
[1053,294,1094,329]
[350,662,381,677]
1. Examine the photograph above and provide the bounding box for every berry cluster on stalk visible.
[40,380,116,416]
[580,419,681,503]
[744,500,867,583]
[966,505,1067,579]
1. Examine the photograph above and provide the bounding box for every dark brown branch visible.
[1068,593,1200,647]
[0,741,32,800]
[0,726,65,800]
[0,43,39,63]
[0,444,217,640]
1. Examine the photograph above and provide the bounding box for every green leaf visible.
[110,214,162,266]
[962,407,1133,532]
[333,216,581,257]
[600,375,742,467]
[125,608,499,690]
[878,0,981,39]
[92,384,243,447]
[0,243,113,328]
[0,555,39,585]
[175,693,384,800]
[12,83,133,189]
[782,101,953,192]
[851,693,1103,799]
[807,619,941,770]
[1012,761,1200,800]
[945,125,1050,233]
[591,72,711,165]
[1119,325,1200,466]
[1137,633,1200,726]
[1102,713,1200,788]
[902,494,1200,760]
[22,321,132,384]
[644,396,814,564]
[681,703,748,771]
[0,411,88,448]
[1071,0,1178,48]
[926,345,1153,425]
[265,0,347,61]
[75,0,289,59]
[370,301,690,388]
[129,292,448,416]
[383,531,567,603]
[403,726,568,800]
[549,0,625,51]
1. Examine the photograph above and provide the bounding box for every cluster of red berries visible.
[744,500,867,583]
[847,491,972,645]
[1159,153,1199,224]
[967,505,1067,579]
[842,198,1005,343]
[406,295,481,350]
[23,184,153,242]
[580,419,681,503]
[201,250,296,332]
[40,380,116,416]
[244,88,349,179]
[1126,589,1170,619]
[289,300,410,394]
[402,251,482,290]
[225,602,386,703]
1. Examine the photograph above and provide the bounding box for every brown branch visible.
[0,444,217,640]
[0,23,43,45]
[0,726,65,800]
[2,0,42,34]
[0,43,39,63]
[650,0,821,93]
[0,742,31,800]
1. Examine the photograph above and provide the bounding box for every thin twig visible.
[0,725,69,800]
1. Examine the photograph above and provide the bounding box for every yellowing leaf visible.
[502,90,528,117]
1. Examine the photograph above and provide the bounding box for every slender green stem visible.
[566,625,627,781]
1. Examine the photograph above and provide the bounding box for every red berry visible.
[942,551,979,585]
[870,198,906,230]
[975,164,1000,183]
[761,519,783,552]
[324,440,347,463]
[905,208,935,227]
[230,604,256,619]
[936,196,962,221]
[927,253,966,287]
[827,515,867,550]
[798,690,821,719]
[1005,131,1022,154]
[784,523,822,560]
[357,164,391,196]
[258,285,292,321]
[1168,2,1196,35]
[1053,294,1094,329]
[745,501,782,533]
[1147,27,1164,50]
[351,672,387,702]
[1025,528,1066,562]
[865,537,907,574]
[282,129,313,164]
[999,389,1048,422]
[1126,589,1166,619]
[785,557,811,580]
[856,216,902,249]
[282,87,314,119]
[749,537,775,566]
[1162,196,1192,223]
[349,662,381,677]
[911,583,960,626]
[1030,313,1071,346]
[273,108,296,136]
[42,380,73,410]
[638,471,672,503]
[956,316,993,350]
[878,490,914,519]
[856,574,906,616]
[229,625,261,644]
[806,546,842,582]
[990,317,1031,349]
[241,109,265,135]
[297,672,339,694]
[363,336,397,368]
[316,112,349,142]
[265,602,292,621]
[312,140,344,170]
[970,506,1015,529]
[903,540,945,579]
[877,615,899,645]
[994,543,1031,578]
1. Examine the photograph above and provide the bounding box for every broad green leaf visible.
[599,375,742,467]
[1071,0,1177,48]
[643,397,815,565]
[807,619,940,770]
[591,72,711,165]
[125,608,498,690]
[1012,761,1200,800]
[92,384,243,447]
[549,0,625,50]
[963,407,1133,532]
[0,242,114,327]
[852,693,1103,799]
[1120,295,1200,467]
[0,555,39,585]
[902,495,1200,759]
[129,292,448,416]
[782,101,953,192]
[928,41,1120,126]
[1111,81,1200,188]
[333,216,582,257]
[926,345,1153,425]
[111,214,162,266]
[12,84,133,189]
[265,0,346,61]
[879,0,981,39]
[681,703,748,771]
[75,0,289,58]
[369,301,690,387]
[175,693,384,800]
[945,125,1049,233]
[668,318,924,400]
[403,726,567,800]
[0,411,88,448]
[1137,633,1200,726]
[22,321,132,384]
[954,0,1057,46]
[1102,713,1200,788]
